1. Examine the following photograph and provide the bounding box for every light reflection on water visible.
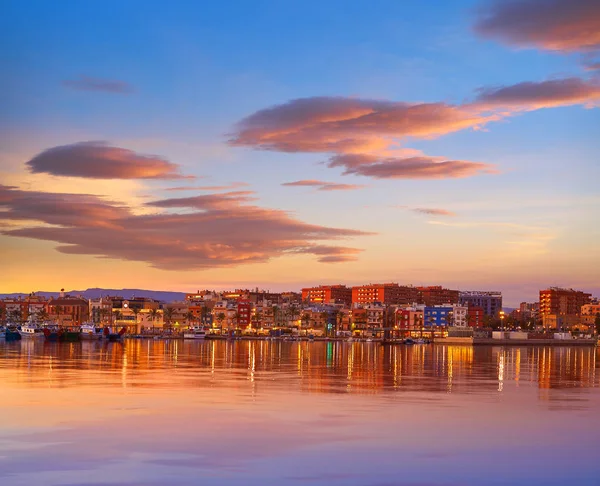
[1,340,599,485]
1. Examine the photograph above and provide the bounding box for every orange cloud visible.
[0,185,371,269]
[26,142,192,180]
[474,0,600,53]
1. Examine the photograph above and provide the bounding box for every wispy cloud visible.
[26,142,192,180]
[474,0,600,53]
[411,207,456,217]
[329,154,495,179]
[474,77,600,110]
[282,180,366,191]
[165,182,249,192]
[0,185,372,270]
[62,75,134,94]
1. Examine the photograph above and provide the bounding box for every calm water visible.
[1,340,599,486]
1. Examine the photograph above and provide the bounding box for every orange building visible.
[302,285,352,305]
[539,288,591,316]
[351,283,420,305]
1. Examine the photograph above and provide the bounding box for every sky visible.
[1,0,599,306]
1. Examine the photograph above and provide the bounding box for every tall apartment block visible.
[539,288,591,316]
[302,285,352,306]
[459,291,503,317]
[351,283,419,306]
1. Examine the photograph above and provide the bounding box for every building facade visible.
[301,285,352,306]
[539,288,591,316]
[418,286,460,306]
[423,305,453,327]
[459,291,503,317]
[352,283,402,305]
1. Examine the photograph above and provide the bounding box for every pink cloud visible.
[474,0,600,53]
[0,185,370,270]
[230,76,597,182]
[26,142,192,180]
[230,97,496,153]
[474,77,600,110]
[282,180,365,191]
[328,154,495,179]
[62,75,134,94]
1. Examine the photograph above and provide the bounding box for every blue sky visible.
[1,0,599,305]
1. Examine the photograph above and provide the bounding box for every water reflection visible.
[1,341,600,486]
[1,340,597,395]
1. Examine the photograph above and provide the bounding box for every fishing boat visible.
[19,324,45,339]
[4,325,21,341]
[80,323,103,341]
[42,326,81,342]
[183,327,207,339]
[103,326,127,342]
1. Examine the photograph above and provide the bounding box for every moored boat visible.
[183,327,207,339]
[80,323,103,341]
[19,324,45,339]
[5,327,21,341]
[42,326,81,342]
[103,326,127,342]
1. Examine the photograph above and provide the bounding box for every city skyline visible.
[1,0,599,306]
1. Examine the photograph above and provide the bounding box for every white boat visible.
[183,327,207,339]
[19,324,45,338]
[80,322,103,340]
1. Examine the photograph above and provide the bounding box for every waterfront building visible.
[466,306,485,328]
[89,297,113,324]
[580,303,600,328]
[395,306,424,331]
[540,287,591,316]
[302,285,352,306]
[423,305,453,328]
[459,291,502,317]
[450,304,468,327]
[352,283,420,305]
[1,294,49,322]
[418,286,460,306]
[236,299,253,329]
[48,294,89,326]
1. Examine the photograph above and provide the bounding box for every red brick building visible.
[395,308,423,330]
[417,286,460,306]
[236,299,253,329]
[302,285,352,306]
[466,306,485,328]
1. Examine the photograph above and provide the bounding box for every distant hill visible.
[0,288,187,302]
